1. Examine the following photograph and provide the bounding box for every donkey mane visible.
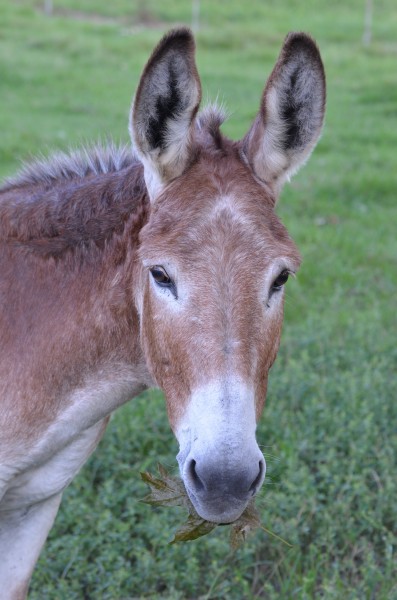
[2,105,226,192]
[0,143,148,259]
[1,143,136,191]
[0,106,226,259]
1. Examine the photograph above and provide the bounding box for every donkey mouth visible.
[187,493,250,524]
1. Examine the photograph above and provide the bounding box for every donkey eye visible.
[150,266,172,287]
[271,269,290,291]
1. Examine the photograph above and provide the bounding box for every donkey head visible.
[131,29,325,523]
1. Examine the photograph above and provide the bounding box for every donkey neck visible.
[0,155,154,443]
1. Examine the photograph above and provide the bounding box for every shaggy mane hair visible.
[0,106,227,258]
[0,143,137,192]
[1,105,227,192]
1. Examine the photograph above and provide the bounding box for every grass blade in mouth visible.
[141,464,291,549]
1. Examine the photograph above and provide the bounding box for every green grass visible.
[1,0,396,598]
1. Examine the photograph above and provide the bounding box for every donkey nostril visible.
[249,460,265,494]
[188,459,205,492]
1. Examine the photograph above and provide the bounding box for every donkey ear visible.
[243,33,326,195]
[130,28,202,200]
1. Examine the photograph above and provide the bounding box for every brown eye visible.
[149,266,178,299]
[150,266,172,286]
[272,269,290,291]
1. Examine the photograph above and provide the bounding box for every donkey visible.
[0,28,325,598]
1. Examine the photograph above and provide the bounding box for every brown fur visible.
[0,130,299,438]
[0,27,325,598]
[0,158,149,443]
[138,142,300,427]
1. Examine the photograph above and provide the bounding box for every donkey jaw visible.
[175,380,266,523]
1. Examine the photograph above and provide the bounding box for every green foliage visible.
[1,0,396,598]
[141,464,265,548]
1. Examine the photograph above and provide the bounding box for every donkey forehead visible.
[139,153,300,269]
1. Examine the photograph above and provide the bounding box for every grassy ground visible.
[1,1,396,598]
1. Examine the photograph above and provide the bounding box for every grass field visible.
[1,1,396,598]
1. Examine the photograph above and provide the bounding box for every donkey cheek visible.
[255,378,268,420]
[253,325,282,419]
[141,314,168,384]
[164,394,187,434]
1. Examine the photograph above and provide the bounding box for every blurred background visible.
[1,1,396,598]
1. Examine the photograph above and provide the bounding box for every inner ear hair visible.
[131,28,201,157]
[265,32,326,155]
[243,32,326,193]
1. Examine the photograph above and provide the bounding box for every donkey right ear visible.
[130,28,202,201]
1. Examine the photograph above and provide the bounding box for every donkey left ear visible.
[242,33,326,196]
[130,28,202,200]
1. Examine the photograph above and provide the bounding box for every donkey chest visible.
[0,419,108,511]
[0,366,150,508]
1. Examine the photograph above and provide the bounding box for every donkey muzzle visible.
[175,379,266,522]
[182,452,266,523]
